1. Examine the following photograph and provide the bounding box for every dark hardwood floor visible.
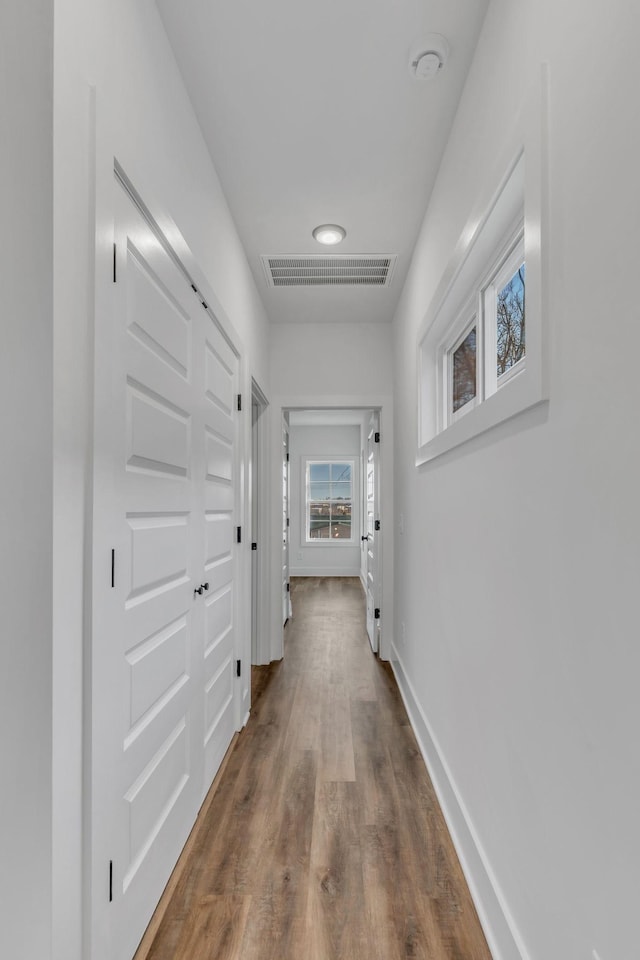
[139,576,492,960]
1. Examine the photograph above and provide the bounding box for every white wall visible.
[289,425,361,576]
[48,2,271,959]
[0,5,53,958]
[270,322,393,398]
[392,2,640,958]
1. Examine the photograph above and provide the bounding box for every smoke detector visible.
[409,34,449,80]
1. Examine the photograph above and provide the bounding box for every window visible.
[496,261,525,379]
[417,70,548,465]
[449,321,478,420]
[443,228,525,427]
[483,234,526,398]
[305,461,354,542]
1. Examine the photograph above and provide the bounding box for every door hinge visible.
[286,452,289,462]
[109,860,113,903]
[113,243,117,283]
[237,394,242,412]
[374,520,381,532]
[251,542,257,551]
[236,659,241,678]
[190,283,208,310]
[286,517,290,527]
[374,607,380,619]
[236,526,242,543]
[286,582,290,592]
[374,431,380,444]
[111,549,115,588]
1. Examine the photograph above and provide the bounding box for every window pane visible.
[330,501,352,522]
[452,327,477,413]
[306,461,354,541]
[309,463,330,481]
[497,263,525,376]
[309,481,330,501]
[309,523,330,539]
[330,520,351,539]
[330,480,351,501]
[309,503,330,539]
[331,463,351,482]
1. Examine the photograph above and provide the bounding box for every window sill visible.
[304,539,357,547]
[416,365,547,465]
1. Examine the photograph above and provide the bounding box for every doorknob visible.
[194,585,203,596]
[201,582,209,592]
[361,535,369,541]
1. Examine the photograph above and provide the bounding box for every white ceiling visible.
[156,0,488,325]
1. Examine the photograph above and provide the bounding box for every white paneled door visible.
[201,320,238,787]
[365,412,380,653]
[282,420,291,624]
[93,180,240,960]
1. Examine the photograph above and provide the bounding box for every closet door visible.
[92,181,240,960]
[110,185,203,960]
[200,320,239,787]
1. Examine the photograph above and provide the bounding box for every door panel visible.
[205,337,235,414]
[282,421,291,624]
[111,188,202,960]
[205,512,234,564]
[126,616,188,727]
[126,384,190,476]
[126,242,190,377]
[94,181,240,960]
[365,412,380,653]
[205,431,233,482]
[200,321,238,787]
[126,513,189,600]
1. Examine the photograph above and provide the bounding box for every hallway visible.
[140,577,492,960]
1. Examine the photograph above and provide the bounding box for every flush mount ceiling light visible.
[409,33,450,80]
[312,224,346,245]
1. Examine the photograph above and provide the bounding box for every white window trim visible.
[440,224,525,429]
[303,457,357,546]
[417,67,548,465]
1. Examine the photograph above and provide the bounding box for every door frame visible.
[250,379,270,665]
[364,410,381,654]
[281,417,292,626]
[268,395,393,663]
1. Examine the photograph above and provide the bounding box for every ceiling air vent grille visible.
[261,255,397,288]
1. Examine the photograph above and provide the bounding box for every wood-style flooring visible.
[140,576,492,960]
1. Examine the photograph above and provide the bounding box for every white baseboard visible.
[390,646,527,960]
[290,567,361,577]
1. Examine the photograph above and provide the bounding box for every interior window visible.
[306,461,353,541]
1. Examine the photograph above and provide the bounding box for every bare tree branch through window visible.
[496,264,525,375]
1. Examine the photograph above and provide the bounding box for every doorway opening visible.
[283,407,383,655]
